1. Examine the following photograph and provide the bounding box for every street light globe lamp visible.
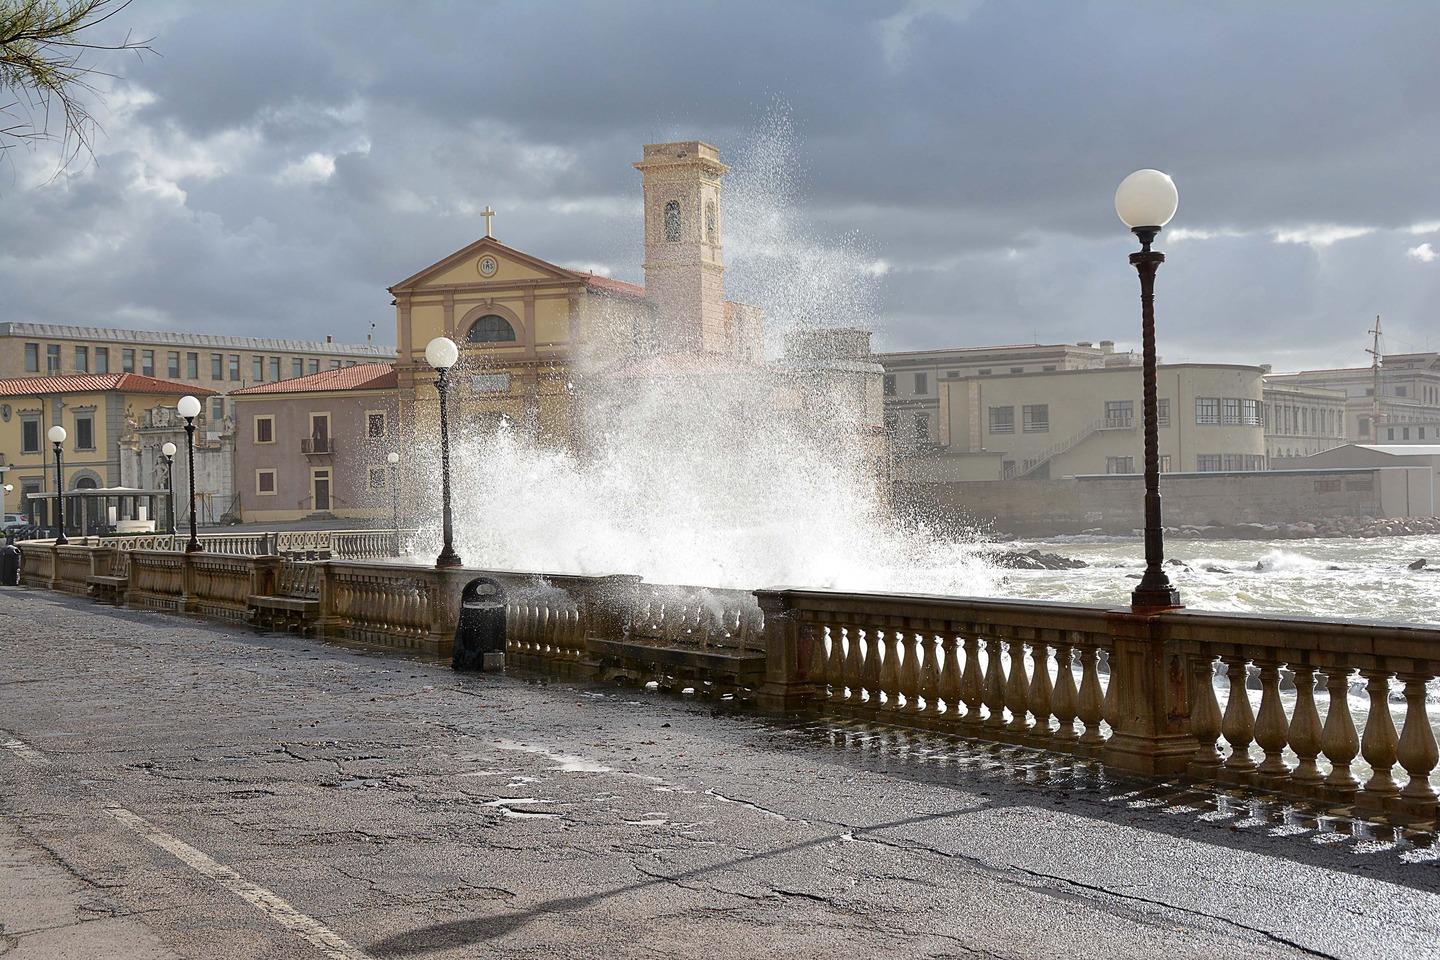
[426,337,462,568]
[161,441,178,537]
[47,425,68,545]
[1116,169,1182,610]
[176,395,204,553]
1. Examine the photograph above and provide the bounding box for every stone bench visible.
[86,575,128,606]
[588,637,765,698]
[249,595,321,635]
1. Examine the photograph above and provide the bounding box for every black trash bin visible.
[0,543,20,587]
[453,577,506,672]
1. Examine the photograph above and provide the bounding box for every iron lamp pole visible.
[386,450,400,556]
[1116,169,1182,610]
[425,337,462,568]
[176,395,204,553]
[47,426,67,545]
[161,441,178,536]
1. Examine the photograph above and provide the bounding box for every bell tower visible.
[635,140,728,353]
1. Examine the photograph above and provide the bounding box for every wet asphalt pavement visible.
[2,589,1438,959]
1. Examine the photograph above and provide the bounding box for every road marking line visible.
[103,804,371,960]
[2,737,52,766]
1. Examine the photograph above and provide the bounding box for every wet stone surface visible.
[1,589,1438,959]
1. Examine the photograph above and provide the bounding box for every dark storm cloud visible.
[4,0,1440,368]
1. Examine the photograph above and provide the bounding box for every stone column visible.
[753,589,816,713]
[1099,609,1193,775]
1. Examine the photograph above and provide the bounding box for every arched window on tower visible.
[664,200,681,242]
[465,314,517,343]
[705,200,717,244]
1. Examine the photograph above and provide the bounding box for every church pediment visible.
[389,237,584,292]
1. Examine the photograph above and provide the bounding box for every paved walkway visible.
[1,590,1438,959]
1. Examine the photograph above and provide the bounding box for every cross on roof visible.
[481,206,495,238]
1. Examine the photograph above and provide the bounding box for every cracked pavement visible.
[2,590,1439,959]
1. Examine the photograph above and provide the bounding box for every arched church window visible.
[664,200,681,242]
[705,200,717,244]
[465,314,517,343]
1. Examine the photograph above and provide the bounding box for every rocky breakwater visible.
[986,548,1089,570]
[1165,515,1440,540]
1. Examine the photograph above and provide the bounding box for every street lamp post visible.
[425,336,462,568]
[1116,169,1182,610]
[386,450,401,556]
[48,426,68,545]
[161,441,178,536]
[176,395,204,554]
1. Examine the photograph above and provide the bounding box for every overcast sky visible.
[5,0,1440,371]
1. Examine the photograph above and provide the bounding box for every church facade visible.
[388,140,763,444]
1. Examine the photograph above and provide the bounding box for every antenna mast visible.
[1366,315,1384,437]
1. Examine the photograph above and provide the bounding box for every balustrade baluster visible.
[1051,644,1078,742]
[826,624,845,701]
[938,633,961,720]
[1220,657,1257,776]
[982,635,1007,730]
[959,634,983,727]
[1288,664,1323,788]
[1004,640,1030,735]
[1076,645,1104,745]
[1360,668,1401,802]
[917,633,941,716]
[807,623,829,698]
[1101,648,1119,732]
[874,629,897,712]
[842,625,863,706]
[1396,672,1439,809]
[1027,641,1053,740]
[898,631,922,714]
[1189,653,1223,776]
[1254,660,1291,781]
[1321,666,1361,794]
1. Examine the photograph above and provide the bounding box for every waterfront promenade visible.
[2,590,1438,959]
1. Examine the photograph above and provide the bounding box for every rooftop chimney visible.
[1076,341,1093,348]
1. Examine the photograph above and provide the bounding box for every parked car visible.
[3,514,29,537]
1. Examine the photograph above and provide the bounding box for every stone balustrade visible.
[13,540,1440,829]
[18,528,405,562]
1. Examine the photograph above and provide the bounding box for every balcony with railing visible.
[300,437,335,457]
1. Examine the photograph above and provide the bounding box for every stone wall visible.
[901,466,1433,535]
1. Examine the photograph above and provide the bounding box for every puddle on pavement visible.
[492,739,612,773]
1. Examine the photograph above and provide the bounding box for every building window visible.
[269,357,281,381]
[74,345,89,372]
[253,356,265,381]
[165,351,178,378]
[705,200,717,244]
[664,200,681,242]
[978,368,992,376]
[1387,427,1396,441]
[989,406,1015,435]
[1197,454,1222,472]
[1022,404,1049,433]
[256,470,277,496]
[914,372,928,394]
[1396,386,1408,398]
[211,398,225,421]
[292,358,305,378]
[24,343,39,372]
[229,355,240,381]
[21,416,40,454]
[1196,397,1220,424]
[254,416,275,444]
[1241,398,1262,425]
[123,348,135,373]
[1244,455,1266,470]
[914,413,929,440]
[95,347,109,374]
[46,344,60,373]
[307,359,319,375]
[1009,367,1023,374]
[1157,398,1170,427]
[1221,398,1242,424]
[329,359,341,370]
[142,350,154,376]
[1042,364,1057,372]
[883,411,898,432]
[466,314,517,343]
[366,411,387,438]
[1222,453,1245,471]
[1105,456,1135,474]
[74,414,94,451]
[187,352,199,379]
[1104,400,1133,428]
[211,354,223,379]
[1160,454,1172,473]
[1358,416,1370,437]
[1403,427,1411,440]
[883,374,896,397]
[368,465,387,489]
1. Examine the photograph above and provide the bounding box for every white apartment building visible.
[1267,351,1440,443]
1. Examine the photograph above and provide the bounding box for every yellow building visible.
[0,373,216,530]
[389,141,762,441]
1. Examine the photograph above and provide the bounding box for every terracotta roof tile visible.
[229,363,398,395]
[0,373,218,397]
[583,273,647,299]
